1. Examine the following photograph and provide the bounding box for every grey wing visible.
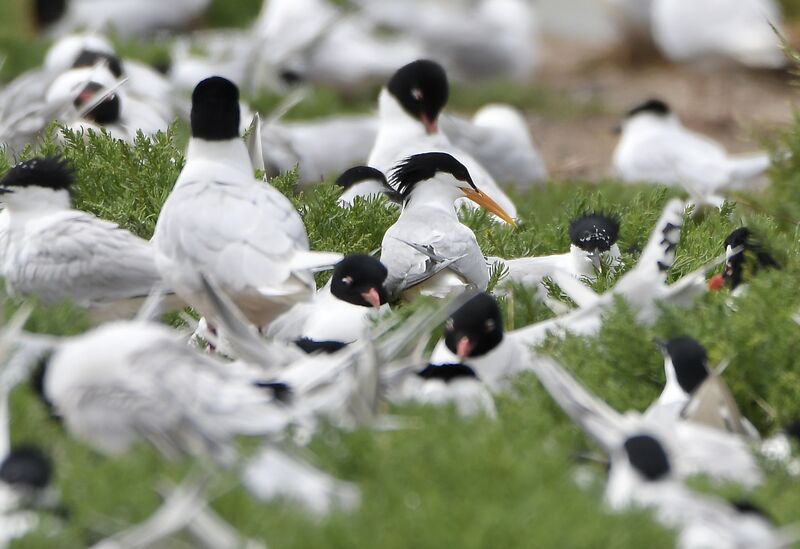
[528,354,626,452]
[442,114,547,187]
[8,213,162,306]
[157,179,311,293]
[615,198,684,292]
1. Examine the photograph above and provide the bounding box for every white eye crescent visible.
[411,88,423,101]
[485,319,495,332]
[342,276,353,286]
[445,318,454,330]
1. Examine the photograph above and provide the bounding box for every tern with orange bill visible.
[380,152,515,301]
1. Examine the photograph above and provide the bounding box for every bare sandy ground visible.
[530,37,799,180]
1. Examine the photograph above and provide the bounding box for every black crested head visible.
[569,212,620,253]
[294,338,349,354]
[623,434,670,481]
[663,336,708,394]
[190,76,240,141]
[0,445,52,490]
[335,166,388,190]
[444,293,503,359]
[416,363,478,383]
[389,152,474,200]
[723,227,779,290]
[33,0,66,28]
[387,59,449,129]
[330,254,388,307]
[626,99,671,119]
[74,82,121,125]
[0,157,74,192]
[72,49,124,78]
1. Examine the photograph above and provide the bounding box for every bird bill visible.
[459,187,516,226]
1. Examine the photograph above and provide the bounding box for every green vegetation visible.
[2,1,800,548]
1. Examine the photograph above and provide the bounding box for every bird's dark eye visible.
[445,319,454,331]
[411,88,423,101]
[485,319,495,332]
[341,276,353,286]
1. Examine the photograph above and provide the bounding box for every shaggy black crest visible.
[34,0,66,27]
[74,82,121,125]
[190,76,240,141]
[389,152,475,200]
[444,293,503,358]
[627,99,671,118]
[335,166,388,190]
[624,434,670,481]
[0,446,52,489]
[416,363,479,383]
[331,254,389,307]
[387,59,449,125]
[72,49,124,78]
[294,338,349,355]
[569,213,620,252]
[0,156,75,191]
[663,336,708,394]
[723,227,780,290]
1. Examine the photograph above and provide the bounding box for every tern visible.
[367,59,518,221]
[613,99,773,208]
[335,166,401,208]
[259,254,389,354]
[379,152,515,300]
[708,227,780,293]
[651,0,786,69]
[493,212,622,294]
[152,76,341,328]
[0,157,175,320]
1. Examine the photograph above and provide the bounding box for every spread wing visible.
[6,211,162,306]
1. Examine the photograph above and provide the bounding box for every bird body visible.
[651,0,786,68]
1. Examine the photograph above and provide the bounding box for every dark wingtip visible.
[1,156,75,191]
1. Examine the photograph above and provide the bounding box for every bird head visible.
[386,59,449,135]
[330,255,389,309]
[443,292,504,361]
[568,212,620,271]
[389,152,516,224]
[657,336,709,395]
[0,157,75,210]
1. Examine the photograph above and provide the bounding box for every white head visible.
[0,157,74,212]
[616,99,677,136]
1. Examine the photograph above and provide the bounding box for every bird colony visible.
[0,0,799,547]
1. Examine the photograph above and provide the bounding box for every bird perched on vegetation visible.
[0,157,173,320]
[152,76,341,329]
[494,212,622,294]
[708,227,780,293]
[367,59,518,221]
[613,99,772,208]
[380,152,515,301]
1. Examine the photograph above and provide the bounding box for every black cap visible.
[663,336,708,394]
[389,152,474,200]
[335,166,388,190]
[33,0,66,28]
[72,49,124,78]
[444,292,503,358]
[0,446,52,489]
[190,77,241,141]
[569,213,620,253]
[387,60,449,125]
[0,157,75,191]
[623,434,670,481]
[626,99,671,118]
[74,82,121,125]
[330,254,388,307]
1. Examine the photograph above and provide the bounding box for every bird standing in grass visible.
[380,152,515,300]
[152,76,341,329]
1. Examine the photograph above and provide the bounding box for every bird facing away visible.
[380,152,515,300]
[152,76,341,328]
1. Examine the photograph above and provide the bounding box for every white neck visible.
[623,114,679,138]
[3,187,71,215]
[185,137,252,173]
[656,356,689,406]
[402,178,463,217]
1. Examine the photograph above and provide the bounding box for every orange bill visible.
[460,187,516,226]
